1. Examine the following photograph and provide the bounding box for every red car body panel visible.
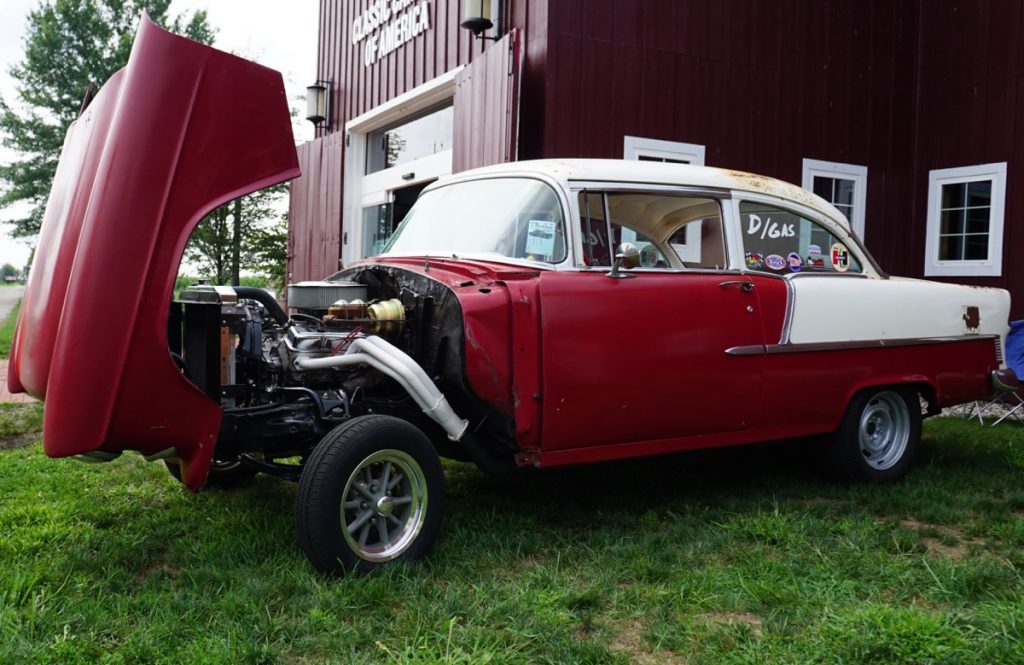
[538,271,765,449]
[359,256,998,469]
[358,257,533,423]
[748,274,789,343]
[8,16,299,489]
[539,336,998,468]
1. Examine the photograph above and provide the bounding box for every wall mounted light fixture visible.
[460,0,500,41]
[305,80,331,128]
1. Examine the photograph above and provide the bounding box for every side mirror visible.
[606,242,639,279]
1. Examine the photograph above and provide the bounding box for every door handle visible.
[719,280,754,293]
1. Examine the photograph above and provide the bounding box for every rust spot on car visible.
[963,305,980,333]
[723,168,829,215]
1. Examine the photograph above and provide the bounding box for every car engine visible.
[170,276,441,478]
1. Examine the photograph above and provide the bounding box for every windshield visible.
[383,178,568,263]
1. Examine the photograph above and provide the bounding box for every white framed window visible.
[924,162,1006,277]
[342,68,461,265]
[624,136,705,166]
[623,137,706,261]
[801,159,867,240]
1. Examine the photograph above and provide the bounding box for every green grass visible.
[2,417,1024,663]
[0,402,42,439]
[0,300,20,359]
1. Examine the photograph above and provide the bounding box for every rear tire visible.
[827,386,921,483]
[296,415,444,574]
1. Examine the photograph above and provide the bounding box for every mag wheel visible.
[829,387,921,483]
[296,415,444,574]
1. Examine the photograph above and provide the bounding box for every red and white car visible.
[10,18,1013,573]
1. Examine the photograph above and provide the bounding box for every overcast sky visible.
[0,0,319,269]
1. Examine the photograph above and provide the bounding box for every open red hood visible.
[8,15,299,489]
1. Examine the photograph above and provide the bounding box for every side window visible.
[579,191,670,267]
[739,201,862,274]
[579,192,612,266]
[667,213,726,269]
[577,191,722,268]
[609,221,669,269]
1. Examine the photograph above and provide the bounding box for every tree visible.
[0,0,215,238]
[184,185,288,288]
[248,214,290,294]
[0,263,19,281]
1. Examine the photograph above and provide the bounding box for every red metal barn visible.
[289,0,1024,315]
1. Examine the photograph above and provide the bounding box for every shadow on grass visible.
[14,415,1019,582]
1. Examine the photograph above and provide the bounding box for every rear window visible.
[739,201,862,274]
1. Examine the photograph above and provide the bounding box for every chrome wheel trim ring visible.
[340,449,428,563]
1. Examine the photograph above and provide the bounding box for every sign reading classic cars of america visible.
[352,0,431,67]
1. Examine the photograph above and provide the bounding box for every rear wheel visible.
[296,415,444,574]
[828,387,921,483]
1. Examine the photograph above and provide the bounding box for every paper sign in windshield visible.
[525,220,557,257]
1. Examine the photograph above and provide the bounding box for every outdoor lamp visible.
[461,0,499,40]
[305,81,330,128]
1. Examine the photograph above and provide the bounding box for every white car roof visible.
[430,158,851,233]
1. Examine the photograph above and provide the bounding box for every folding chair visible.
[968,320,1024,426]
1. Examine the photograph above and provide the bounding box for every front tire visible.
[828,387,922,483]
[296,415,444,574]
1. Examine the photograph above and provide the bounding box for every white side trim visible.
[923,162,1006,277]
[624,136,705,166]
[801,159,867,240]
[788,275,1010,344]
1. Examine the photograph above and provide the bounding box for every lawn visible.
[1,416,1023,664]
[0,300,20,359]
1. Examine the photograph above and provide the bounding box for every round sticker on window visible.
[830,242,851,272]
[787,252,802,272]
[765,254,786,271]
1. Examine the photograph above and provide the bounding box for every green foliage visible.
[0,0,215,238]
[173,274,271,299]
[0,263,19,280]
[247,213,289,294]
[0,301,20,358]
[2,416,1024,662]
[183,185,287,289]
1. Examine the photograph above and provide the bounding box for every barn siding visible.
[540,0,918,254]
[535,0,1024,313]
[292,0,1024,314]
[452,30,520,172]
[317,0,491,130]
[289,0,535,278]
[911,0,1024,302]
[287,133,344,283]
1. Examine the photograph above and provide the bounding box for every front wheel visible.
[827,387,922,483]
[296,415,444,574]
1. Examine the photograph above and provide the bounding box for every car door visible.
[538,189,767,452]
